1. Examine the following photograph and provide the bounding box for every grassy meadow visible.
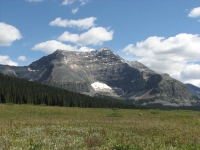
[0,104,200,150]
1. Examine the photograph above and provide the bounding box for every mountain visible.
[185,84,200,99]
[0,47,198,106]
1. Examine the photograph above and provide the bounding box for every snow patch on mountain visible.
[28,68,36,72]
[91,82,112,91]
[14,72,17,77]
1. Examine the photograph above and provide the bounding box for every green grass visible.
[0,104,200,149]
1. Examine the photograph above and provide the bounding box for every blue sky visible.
[0,0,200,87]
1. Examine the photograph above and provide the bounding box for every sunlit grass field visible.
[0,104,200,150]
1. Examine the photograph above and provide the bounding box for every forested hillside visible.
[0,73,131,108]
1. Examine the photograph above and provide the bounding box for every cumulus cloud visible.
[180,64,200,80]
[18,56,26,61]
[49,17,96,29]
[184,79,200,88]
[58,31,79,43]
[32,40,78,53]
[78,27,113,46]
[122,33,200,87]
[0,22,22,46]
[72,8,79,14]
[58,27,114,46]
[78,46,94,52]
[181,64,200,87]
[62,0,75,5]
[0,55,18,66]
[188,7,200,18]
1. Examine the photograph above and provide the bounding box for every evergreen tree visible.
[0,73,134,109]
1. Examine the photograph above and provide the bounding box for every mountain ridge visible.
[0,47,198,106]
[185,83,200,99]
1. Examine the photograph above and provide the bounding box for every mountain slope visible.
[0,47,197,106]
[0,73,131,108]
[185,84,200,98]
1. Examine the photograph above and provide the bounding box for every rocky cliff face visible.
[0,47,197,106]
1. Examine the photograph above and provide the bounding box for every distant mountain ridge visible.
[0,47,198,106]
[185,83,200,98]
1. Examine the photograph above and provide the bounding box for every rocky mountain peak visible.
[98,47,112,52]
[0,47,198,107]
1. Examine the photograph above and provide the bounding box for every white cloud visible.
[58,31,79,43]
[58,27,114,46]
[31,39,96,54]
[122,33,200,87]
[184,79,200,88]
[49,17,96,29]
[18,56,26,61]
[188,7,200,18]
[0,55,18,66]
[62,0,76,5]
[32,40,78,53]
[72,8,79,14]
[78,46,94,52]
[78,27,114,46]
[179,64,200,87]
[0,22,22,46]
[62,0,89,6]
[180,64,200,80]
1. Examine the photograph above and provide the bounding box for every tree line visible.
[0,73,133,108]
